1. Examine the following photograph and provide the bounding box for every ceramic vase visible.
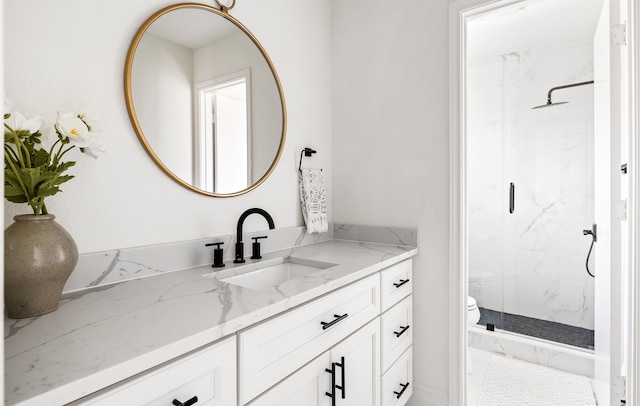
[4,214,78,319]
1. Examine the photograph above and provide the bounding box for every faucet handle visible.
[205,242,225,268]
[251,236,268,259]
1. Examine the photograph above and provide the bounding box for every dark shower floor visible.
[478,307,595,350]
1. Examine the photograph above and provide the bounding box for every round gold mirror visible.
[125,3,286,197]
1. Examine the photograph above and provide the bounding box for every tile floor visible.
[467,347,596,405]
[468,347,493,405]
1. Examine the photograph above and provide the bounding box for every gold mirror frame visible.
[124,3,287,197]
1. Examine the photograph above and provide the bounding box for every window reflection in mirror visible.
[196,71,250,193]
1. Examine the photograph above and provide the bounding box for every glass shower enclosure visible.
[467,36,596,350]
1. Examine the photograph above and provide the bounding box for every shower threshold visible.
[478,307,594,350]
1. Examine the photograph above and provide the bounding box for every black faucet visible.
[234,208,275,263]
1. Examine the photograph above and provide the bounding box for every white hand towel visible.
[299,168,328,234]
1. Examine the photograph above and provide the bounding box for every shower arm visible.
[545,80,594,104]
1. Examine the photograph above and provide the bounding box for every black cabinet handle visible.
[325,364,336,406]
[321,313,348,330]
[393,279,409,288]
[172,396,198,406]
[393,325,410,338]
[509,182,515,214]
[394,382,410,399]
[335,356,346,399]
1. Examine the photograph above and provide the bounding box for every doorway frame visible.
[193,68,252,191]
[448,0,640,404]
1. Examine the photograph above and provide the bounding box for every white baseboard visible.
[406,381,448,406]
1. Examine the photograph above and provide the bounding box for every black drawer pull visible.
[393,279,409,288]
[325,364,336,406]
[172,396,198,406]
[393,325,410,338]
[394,382,410,399]
[335,356,346,399]
[321,313,348,330]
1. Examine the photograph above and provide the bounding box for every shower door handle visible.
[509,183,515,214]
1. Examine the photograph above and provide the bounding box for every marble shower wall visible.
[468,38,595,330]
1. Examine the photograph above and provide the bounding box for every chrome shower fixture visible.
[531,80,594,109]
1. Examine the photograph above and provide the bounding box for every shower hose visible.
[585,236,595,278]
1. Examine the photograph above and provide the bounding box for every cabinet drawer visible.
[247,351,332,406]
[380,260,413,311]
[238,274,380,404]
[381,346,413,406]
[381,295,413,373]
[71,336,236,406]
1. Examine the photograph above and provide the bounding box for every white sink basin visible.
[218,257,336,290]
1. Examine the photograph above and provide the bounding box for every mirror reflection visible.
[127,5,285,196]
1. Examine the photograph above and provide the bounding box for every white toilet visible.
[467,295,480,324]
[467,296,481,374]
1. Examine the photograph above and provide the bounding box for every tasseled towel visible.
[299,168,328,233]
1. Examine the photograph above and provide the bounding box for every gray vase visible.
[4,214,78,319]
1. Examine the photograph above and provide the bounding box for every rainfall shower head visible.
[532,101,569,109]
[531,80,594,110]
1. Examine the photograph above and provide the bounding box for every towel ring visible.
[299,148,319,172]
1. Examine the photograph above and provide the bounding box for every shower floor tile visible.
[478,307,594,349]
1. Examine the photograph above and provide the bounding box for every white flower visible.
[55,112,89,141]
[78,110,102,132]
[54,112,104,158]
[80,137,105,159]
[5,110,43,134]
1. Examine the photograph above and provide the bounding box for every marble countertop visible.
[5,239,417,406]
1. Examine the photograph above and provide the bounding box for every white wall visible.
[4,0,333,254]
[132,33,194,183]
[331,0,451,403]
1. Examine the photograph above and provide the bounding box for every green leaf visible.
[32,148,49,167]
[5,194,28,204]
[4,182,27,199]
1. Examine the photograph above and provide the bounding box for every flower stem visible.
[5,123,31,168]
[49,138,63,168]
[4,149,31,202]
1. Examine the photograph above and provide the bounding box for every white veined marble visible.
[5,232,418,406]
[333,223,418,247]
[64,225,334,293]
[468,326,594,378]
[467,36,596,330]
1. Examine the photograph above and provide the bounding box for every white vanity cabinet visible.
[246,351,332,406]
[69,335,236,406]
[381,346,413,406]
[243,258,413,406]
[330,318,380,405]
[379,260,413,406]
[380,259,412,312]
[381,295,413,373]
[248,318,380,406]
[238,273,380,404]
